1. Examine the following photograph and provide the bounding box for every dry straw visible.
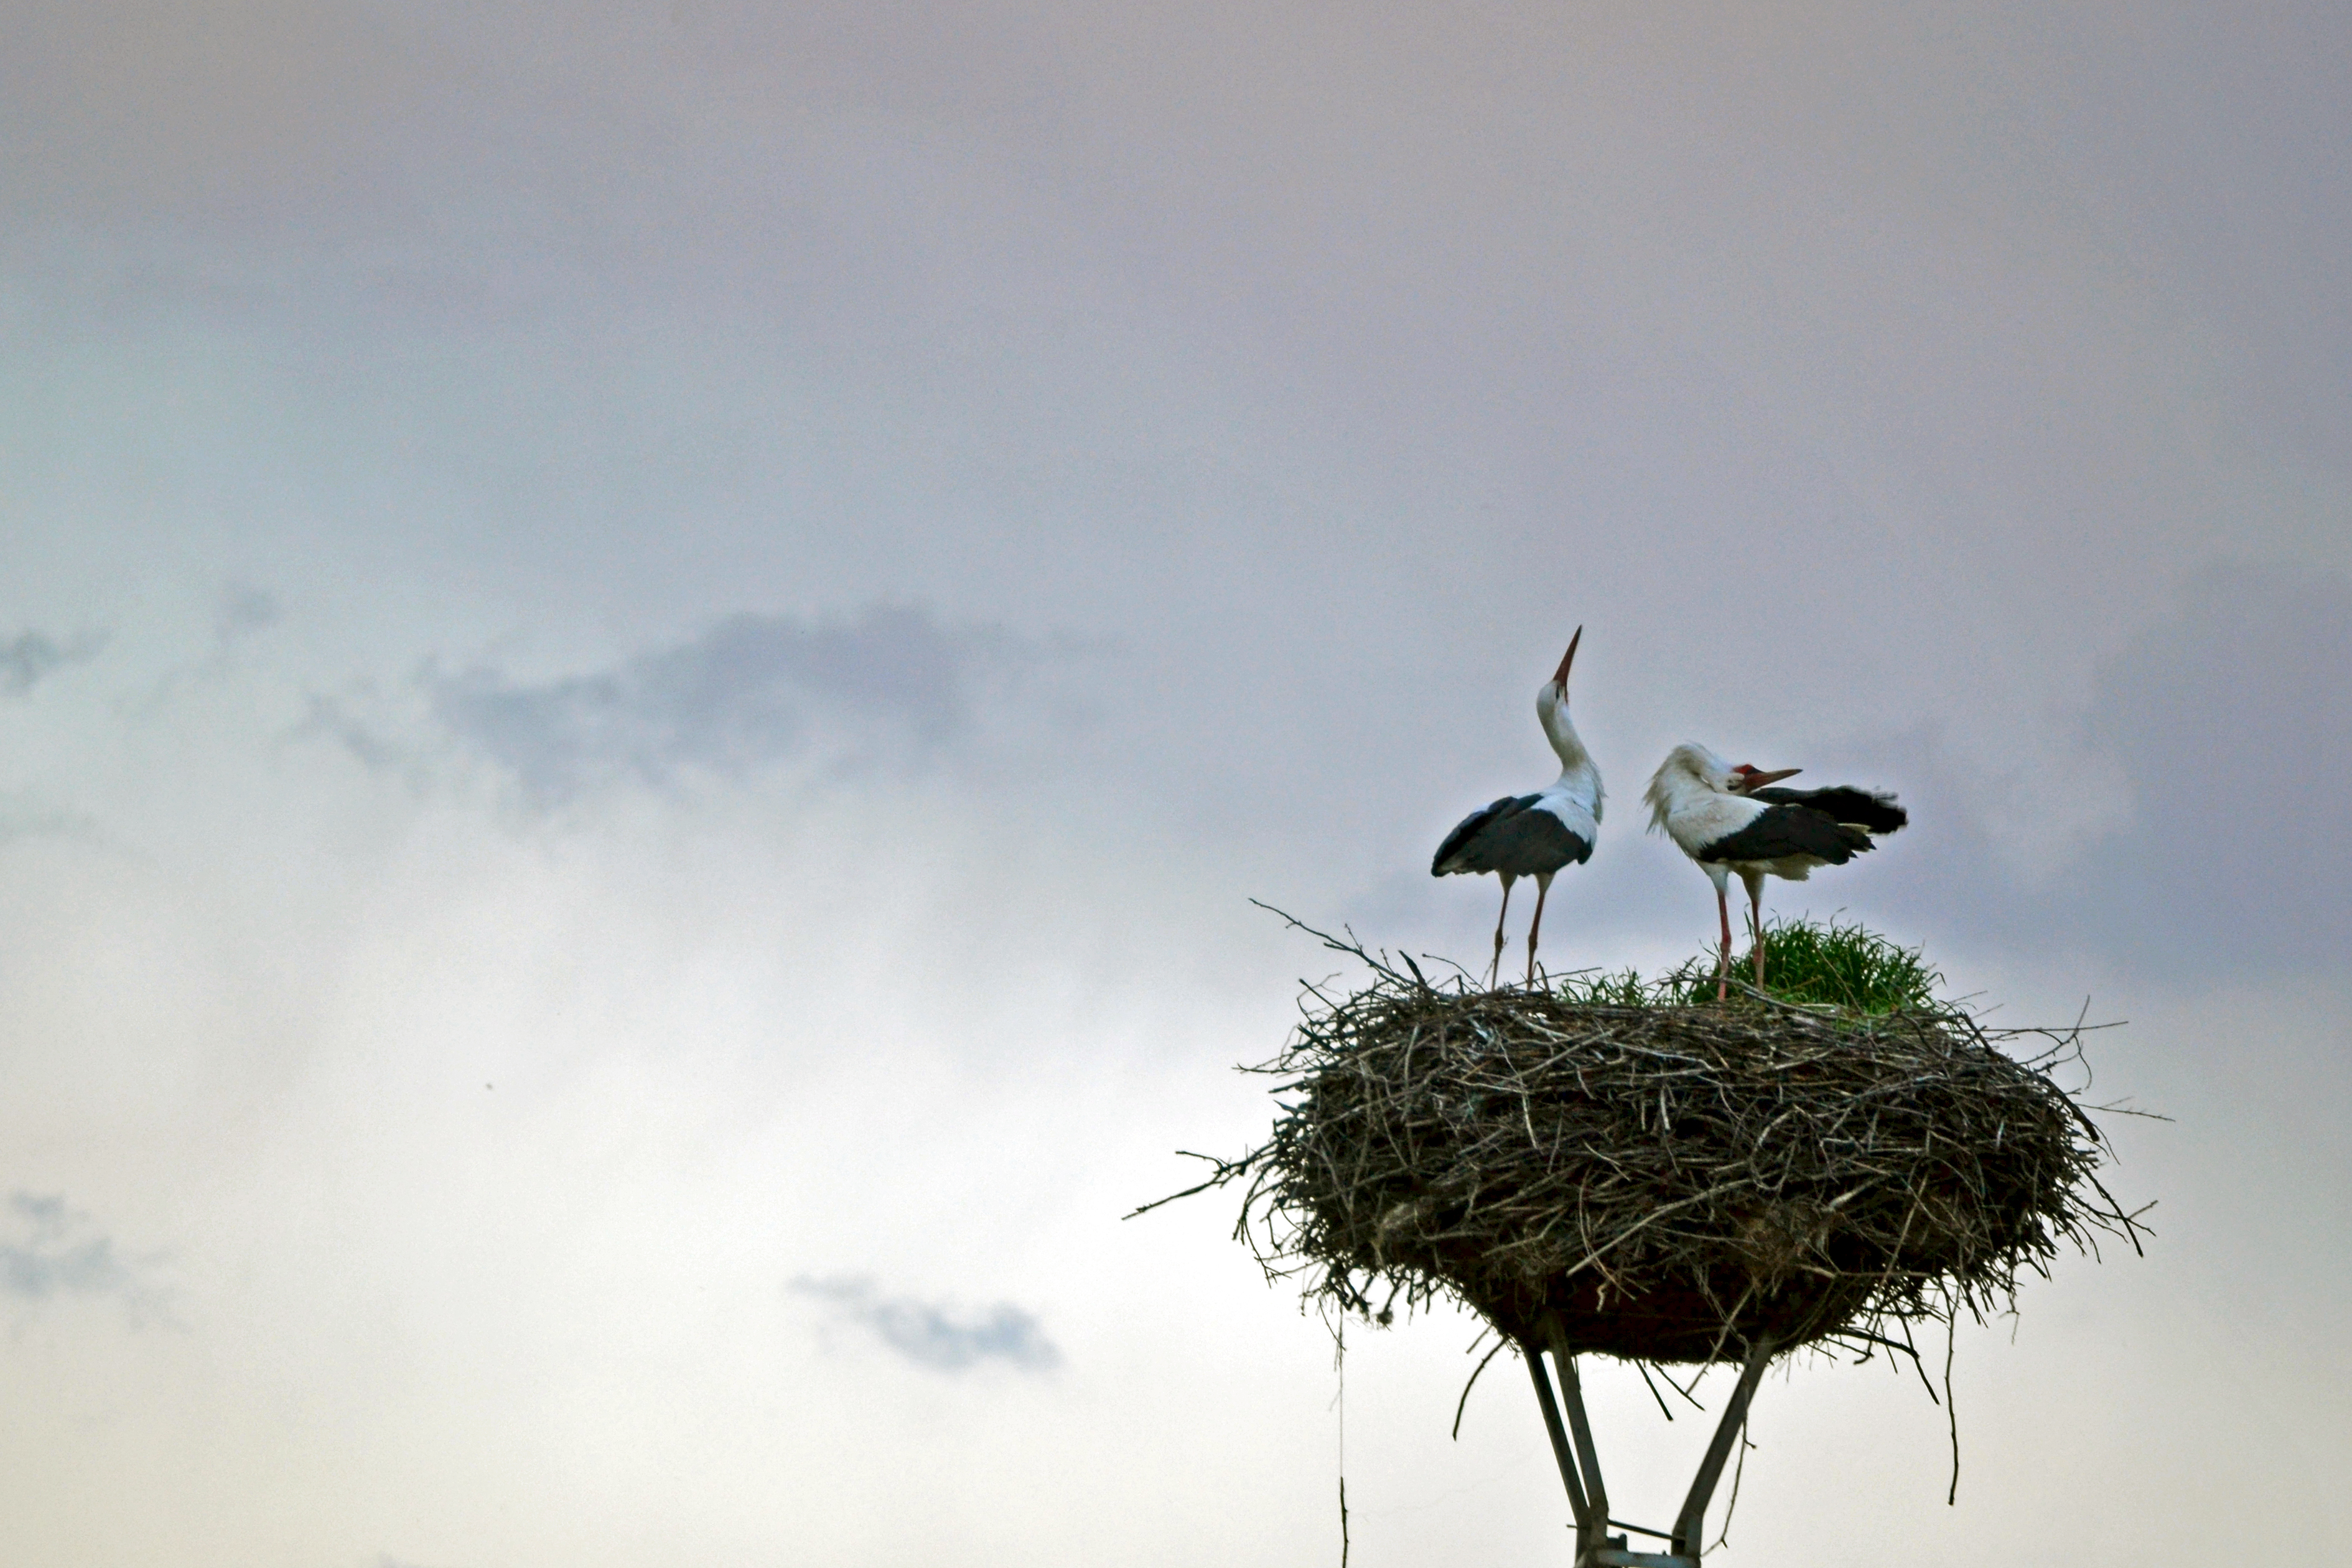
[1151,912,2147,1367]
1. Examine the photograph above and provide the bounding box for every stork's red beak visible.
[1552,626,1582,689]
[1732,765,1803,791]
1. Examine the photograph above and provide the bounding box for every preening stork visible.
[1432,628,1602,986]
[1644,744,1908,999]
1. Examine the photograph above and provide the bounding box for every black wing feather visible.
[1697,805,1873,866]
[1747,784,1908,835]
[1433,794,1592,877]
[1434,795,1524,874]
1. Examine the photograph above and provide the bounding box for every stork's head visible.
[1652,743,1732,789]
[1728,762,1803,794]
[1645,742,1736,831]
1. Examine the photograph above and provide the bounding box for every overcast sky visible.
[3,4,2347,1564]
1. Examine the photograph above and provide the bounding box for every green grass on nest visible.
[1557,915,1944,1015]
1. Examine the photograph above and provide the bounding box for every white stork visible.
[1432,628,1603,986]
[1643,744,1908,999]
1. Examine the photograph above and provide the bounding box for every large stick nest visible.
[1180,924,2144,1365]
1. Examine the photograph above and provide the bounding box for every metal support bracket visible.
[1522,1332,1776,1568]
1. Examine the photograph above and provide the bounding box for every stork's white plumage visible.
[1644,744,1908,999]
[1432,628,1603,986]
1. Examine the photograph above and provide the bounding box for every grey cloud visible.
[793,1276,1061,1374]
[216,583,281,645]
[136,585,284,711]
[0,1192,166,1317]
[2063,563,2351,970]
[0,630,103,696]
[1856,564,2351,977]
[428,604,1021,801]
[319,603,1035,805]
[0,793,93,846]
[292,685,427,783]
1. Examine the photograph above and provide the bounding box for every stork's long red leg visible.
[1715,885,1733,1002]
[1489,877,1515,988]
[1524,875,1554,987]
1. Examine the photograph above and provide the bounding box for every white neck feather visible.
[1538,684,1603,818]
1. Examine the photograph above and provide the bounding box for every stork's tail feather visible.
[1750,785,1908,836]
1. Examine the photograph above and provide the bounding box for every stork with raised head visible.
[1643,744,1907,999]
[1432,628,1603,987]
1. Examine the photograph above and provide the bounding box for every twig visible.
[1452,1338,1511,1439]
[1943,1317,1960,1505]
[1123,1150,1261,1219]
[1712,1412,1754,1552]
[1634,1358,1676,1421]
[1336,1316,1350,1568]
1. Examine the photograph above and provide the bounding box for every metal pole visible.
[1523,1340,1593,1530]
[1553,1350,1612,1546]
[1670,1338,1776,1561]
